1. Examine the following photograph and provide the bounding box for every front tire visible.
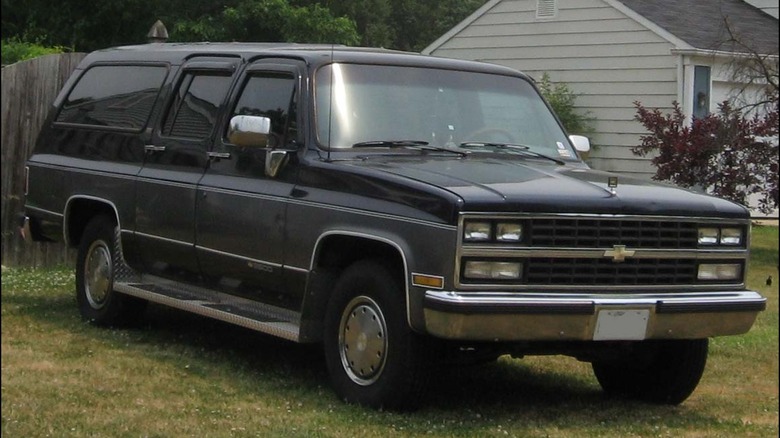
[323,260,433,411]
[592,339,708,404]
[76,215,146,326]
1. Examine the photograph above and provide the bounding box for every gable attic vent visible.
[536,0,557,18]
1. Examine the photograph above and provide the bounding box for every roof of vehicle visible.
[79,42,528,78]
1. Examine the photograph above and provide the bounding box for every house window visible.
[693,66,711,119]
[536,0,557,19]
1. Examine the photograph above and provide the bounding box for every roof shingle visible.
[617,0,779,54]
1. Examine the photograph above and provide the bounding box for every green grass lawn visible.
[2,226,777,437]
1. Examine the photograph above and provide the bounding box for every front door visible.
[195,59,303,308]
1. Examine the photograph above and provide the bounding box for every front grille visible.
[528,218,699,249]
[457,214,749,289]
[526,258,698,286]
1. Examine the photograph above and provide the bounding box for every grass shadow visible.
[2,283,726,428]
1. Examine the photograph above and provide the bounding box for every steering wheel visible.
[462,127,517,144]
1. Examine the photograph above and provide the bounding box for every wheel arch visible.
[299,230,412,342]
[64,195,121,248]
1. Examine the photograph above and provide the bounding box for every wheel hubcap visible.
[84,240,112,309]
[339,296,388,386]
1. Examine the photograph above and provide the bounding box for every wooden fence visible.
[1,53,86,267]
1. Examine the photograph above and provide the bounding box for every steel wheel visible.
[324,259,435,410]
[76,215,146,326]
[83,239,113,309]
[339,296,388,386]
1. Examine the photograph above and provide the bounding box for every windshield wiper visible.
[353,140,431,148]
[459,141,565,165]
[353,140,468,157]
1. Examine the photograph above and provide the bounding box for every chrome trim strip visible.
[27,162,137,181]
[310,230,411,323]
[459,247,747,259]
[425,290,766,308]
[196,245,281,268]
[199,186,277,200]
[458,212,752,223]
[64,195,122,247]
[452,282,746,292]
[24,205,64,218]
[136,177,196,190]
[455,212,751,290]
[285,265,310,274]
[134,231,193,247]
[423,289,765,341]
[195,245,309,274]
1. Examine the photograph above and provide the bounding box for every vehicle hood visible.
[340,155,748,218]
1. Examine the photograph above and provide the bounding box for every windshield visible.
[315,63,578,161]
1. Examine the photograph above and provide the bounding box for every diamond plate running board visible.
[114,279,301,342]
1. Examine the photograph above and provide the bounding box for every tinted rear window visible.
[56,65,168,130]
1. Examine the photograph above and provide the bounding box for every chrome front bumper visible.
[423,290,766,341]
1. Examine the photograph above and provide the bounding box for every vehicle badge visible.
[604,245,635,263]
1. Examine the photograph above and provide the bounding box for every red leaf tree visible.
[632,100,778,214]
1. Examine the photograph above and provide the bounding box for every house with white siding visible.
[423,0,779,182]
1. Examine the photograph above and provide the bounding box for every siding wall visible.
[427,0,680,178]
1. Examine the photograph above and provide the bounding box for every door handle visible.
[144,145,166,153]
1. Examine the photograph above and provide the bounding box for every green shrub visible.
[537,72,595,137]
[1,39,66,65]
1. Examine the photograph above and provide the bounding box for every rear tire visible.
[323,260,433,411]
[592,339,708,404]
[76,215,146,326]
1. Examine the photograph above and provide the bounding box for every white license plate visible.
[593,309,650,341]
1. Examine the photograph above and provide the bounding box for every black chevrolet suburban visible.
[22,43,766,410]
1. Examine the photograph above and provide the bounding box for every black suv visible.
[22,43,765,410]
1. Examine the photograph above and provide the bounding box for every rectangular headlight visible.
[464,221,492,242]
[698,228,719,245]
[496,222,523,242]
[720,228,743,245]
[464,261,522,280]
[698,263,742,281]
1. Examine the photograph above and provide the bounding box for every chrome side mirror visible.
[569,135,591,153]
[228,115,272,148]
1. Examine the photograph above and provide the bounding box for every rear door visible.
[195,59,303,308]
[134,58,239,282]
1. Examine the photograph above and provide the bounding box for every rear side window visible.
[56,65,168,130]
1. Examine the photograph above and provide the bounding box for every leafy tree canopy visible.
[1,0,486,52]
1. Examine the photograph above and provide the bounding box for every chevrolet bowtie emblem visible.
[604,245,635,263]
